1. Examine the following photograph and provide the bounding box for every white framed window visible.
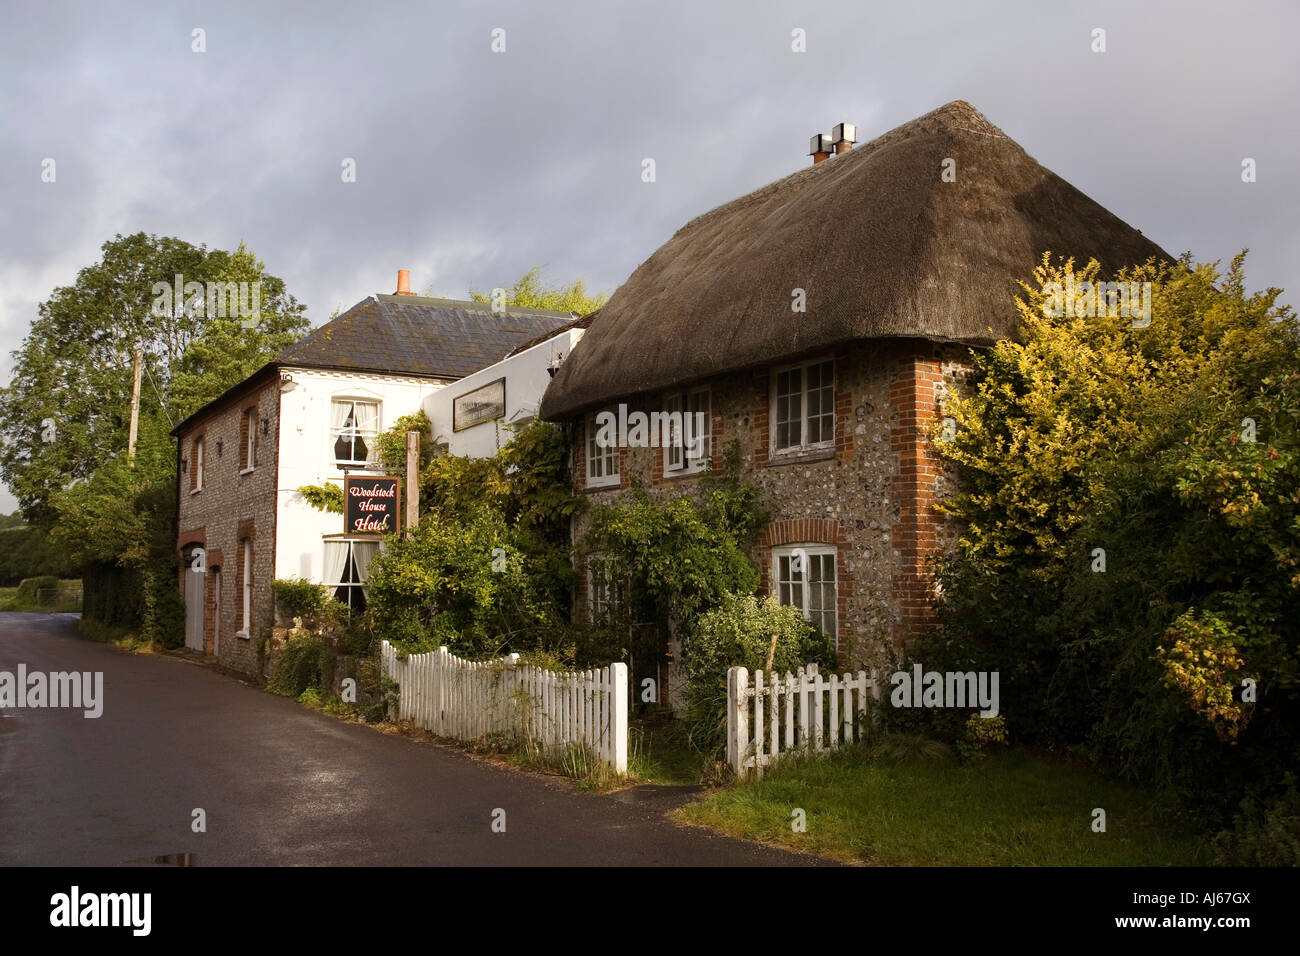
[323,538,381,614]
[771,358,835,455]
[585,410,620,489]
[239,537,252,636]
[331,399,380,468]
[192,436,205,491]
[663,387,712,475]
[772,544,837,643]
[586,553,624,625]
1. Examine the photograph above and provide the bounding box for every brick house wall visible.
[176,374,280,677]
[567,338,972,672]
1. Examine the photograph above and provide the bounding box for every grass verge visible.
[673,746,1210,866]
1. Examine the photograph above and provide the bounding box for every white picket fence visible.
[380,641,629,773]
[727,664,879,778]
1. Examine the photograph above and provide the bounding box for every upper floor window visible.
[771,359,835,455]
[772,544,837,643]
[332,400,379,468]
[192,436,205,491]
[241,407,257,471]
[663,387,712,475]
[585,410,620,489]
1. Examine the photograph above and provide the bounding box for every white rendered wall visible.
[274,367,447,583]
[425,329,585,458]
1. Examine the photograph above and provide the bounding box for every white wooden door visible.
[184,553,205,651]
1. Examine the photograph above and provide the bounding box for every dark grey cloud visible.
[2,0,1297,511]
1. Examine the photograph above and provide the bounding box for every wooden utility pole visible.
[127,348,143,466]
[405,430,420,533]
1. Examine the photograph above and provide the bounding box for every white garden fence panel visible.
[726,664,879,778]
[380,640,629,773]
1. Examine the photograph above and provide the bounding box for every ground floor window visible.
[772,544,837,643]
[323,538,381,614]
[586,553,626,627]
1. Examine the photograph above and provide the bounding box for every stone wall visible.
[567,338,973,672]
[176,375,280,678]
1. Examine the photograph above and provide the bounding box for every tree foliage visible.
[467,265,608,316]
[929,251,1300,816]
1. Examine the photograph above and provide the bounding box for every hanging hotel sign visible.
[343,475,401,537]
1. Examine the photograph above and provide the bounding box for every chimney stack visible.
[832,123,856,154]
[396,269,411,295]
[809,133,832,165]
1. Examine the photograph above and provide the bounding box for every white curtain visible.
[352,540,380,582]
[354,402,379,435]
[330,400,352,434]
[322,539,350,585]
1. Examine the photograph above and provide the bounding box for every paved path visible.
[0,614,826,866]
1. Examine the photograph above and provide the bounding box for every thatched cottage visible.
[539,100,1167,674]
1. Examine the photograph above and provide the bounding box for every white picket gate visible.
[380,641,629,773]
[726,664,879,778]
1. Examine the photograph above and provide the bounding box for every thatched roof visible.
[541,100,1169,420]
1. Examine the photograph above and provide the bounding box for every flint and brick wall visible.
[176,377,280,678]
[568,338,972,671]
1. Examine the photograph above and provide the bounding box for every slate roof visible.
[503,308,600,358]
[276,294,574,379]
[171,295,574,436]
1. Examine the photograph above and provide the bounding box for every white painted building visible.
[173,277,578,674]
[424,326,587,457]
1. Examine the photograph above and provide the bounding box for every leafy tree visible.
[0,233,307,524]
[467,265,607,315]
[930,251,1299,815]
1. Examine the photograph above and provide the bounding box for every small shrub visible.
[297,686,324,709]
[682,592,836,756]
[1212,775,1300,866]
[272,578,338,629]
[268,633,330,698]
[956,713,1009,762]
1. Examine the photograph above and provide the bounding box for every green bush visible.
[1212,775,1300,866]
[932,252,1300,816]
[682,592,836,754]
[268,633,330,698]
[272,577,339,629]
[15,575,60,603]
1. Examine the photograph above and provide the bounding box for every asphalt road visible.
[0,613,826,866]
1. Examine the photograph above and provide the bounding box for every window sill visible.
[661,464,710,481]
[584,479,621,492]
[765,446,835,467]
[235,629,250,640]
[239,466,255,476]
[190,487,203,495]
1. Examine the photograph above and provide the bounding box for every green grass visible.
[673,746,1210,865]
[628,715,707,785]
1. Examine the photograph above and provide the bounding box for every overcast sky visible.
[2,0,1297,513]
